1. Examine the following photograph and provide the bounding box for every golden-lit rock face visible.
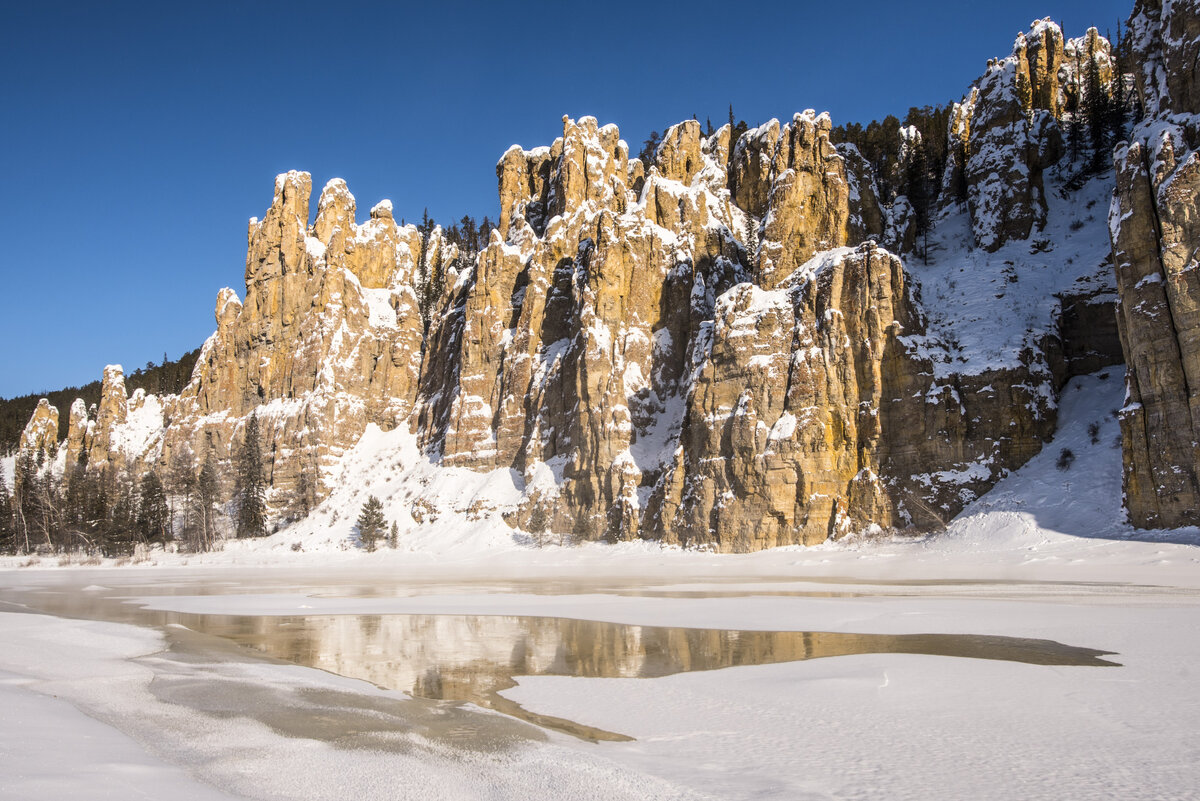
[87,364,128,471]
[19,97,1081,546]
[19,398,58,457]
[160,171,444,507]
[33,4,1200,544]
[419,114,1059,550]
[1111,0,1200,528]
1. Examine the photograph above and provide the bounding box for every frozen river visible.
[2,564,1198,800]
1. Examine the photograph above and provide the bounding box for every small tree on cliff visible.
[356,495,385,552]
[235,413,267,538]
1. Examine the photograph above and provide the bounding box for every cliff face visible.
[414,101,1089,549]
[25,10,1183,548]
[1110,0,1200,527]
[18,399,58,457]
[958,21,1113,252]
[160,172,450,511]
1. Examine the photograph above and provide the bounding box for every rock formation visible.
[87,365,128,470]
[64,398,90,466]
[161,171,444,508]
[1110,0,1200,527]
[18,399,58,456]
[22,3,1198,548]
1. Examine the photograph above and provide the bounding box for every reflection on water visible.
[2,583,1121,743]
[187,613,1119,741]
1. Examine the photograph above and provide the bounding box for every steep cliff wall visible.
[19,11,1169,549]
[1110,0,1200,527]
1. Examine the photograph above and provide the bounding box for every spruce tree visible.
[906,137,932,261]
[1084,47,1110,171]
[137,470,171,544]
[294,467,314,520]
[13,452,35,554]
[1109,21,1129,145]
[387,520,399,549]
[235,413,267,538]
[194,454,220,552]
[638,131,661,167]
[0,472,13,554]
[1066,77,1083,163]
[104,469,137,556]
[170,448,197,540]
[356,495,385,552]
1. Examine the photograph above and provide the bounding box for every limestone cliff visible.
[1110,0,1200,527]
[18,399,58,457]
[161,171,446,511]
[23,7,1190,549]
[957,21,1113,252]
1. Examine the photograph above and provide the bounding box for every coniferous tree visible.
[235,413,267,538]
[12,452,35,554]
[356,495,385,552]
[1066,76,1084,163]
[727,105,749,159]
[638,130,661,167]
[101,467,137,556]
[1084,46,1111,170]
[1109,20,1130,145]
[61,461,94,551]
[192,454,220,552]
[387,520,399,549]
[294,467,314,520]
[137,470,171,544]
[906,137,933,261]
[0,472,13,554]
[169,448,197,542]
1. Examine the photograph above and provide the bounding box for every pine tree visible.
[137,470,171,544]
[0,471,14,554]
[1084,46,1110,171]
[169,448,197,544]
[12,452,35,554]
[62,462,90,549]
[1066,71,1084,163]
[193,454,220,552]
[1109,20,1129,145]
[387,520,399,549]
[638,130,661,167]
[235,413,267,538]
[104,469,137,556]
[356,495,385,552]
[906,137,933,261]
[294,467,314,520]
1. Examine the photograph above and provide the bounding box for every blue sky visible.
[0,0,1132,398]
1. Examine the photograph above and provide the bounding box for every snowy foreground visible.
[2,371,1199,801]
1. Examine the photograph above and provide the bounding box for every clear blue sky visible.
[0,0,1133,398]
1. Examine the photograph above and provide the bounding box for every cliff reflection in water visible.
[190,613,1119,741]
